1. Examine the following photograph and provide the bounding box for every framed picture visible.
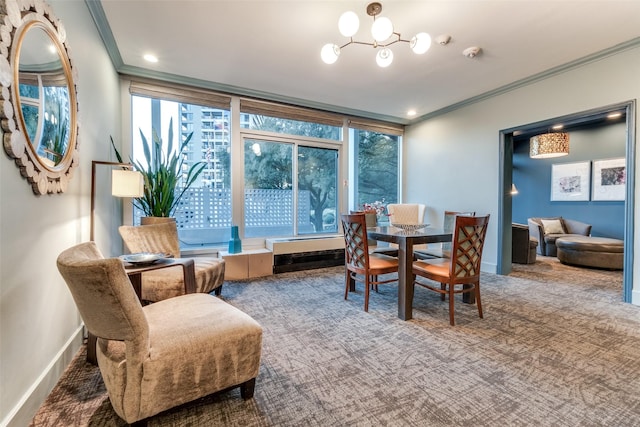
[551,161,591,201]
[592,157,626,201]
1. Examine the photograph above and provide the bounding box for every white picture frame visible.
[551,161,591,201]
[592,157,626,201]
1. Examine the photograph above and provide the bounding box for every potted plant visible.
[112,118,205,220]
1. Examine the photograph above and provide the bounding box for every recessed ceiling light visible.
[407,109,417,117]
[552,124,564,130]
[143,54,158,63]
[607,112,622,119]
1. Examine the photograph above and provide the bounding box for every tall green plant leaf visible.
[111,117,205,218]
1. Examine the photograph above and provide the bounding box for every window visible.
[298,145,339,234]
[128,78,402,249]
[131,96,233,247]
[243,120,340,237]
[351,129,400,219]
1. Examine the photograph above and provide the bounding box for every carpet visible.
[31,257,640,426]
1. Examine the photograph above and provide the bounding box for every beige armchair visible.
[527,217,592,256]
[56,242,263,424]
[119,221,225,302]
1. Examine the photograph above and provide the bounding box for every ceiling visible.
[88,0,640,125]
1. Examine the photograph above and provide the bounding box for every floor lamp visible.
[90,160,144,241]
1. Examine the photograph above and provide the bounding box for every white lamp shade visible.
[111,169,144,197]
[376,48,394,67]
[321,43,340,64]
[410,32,432,54]
[338,11,359,37]
[371,16,393,42]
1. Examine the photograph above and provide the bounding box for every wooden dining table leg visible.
[462,285,476,304]
[397,236,414,321]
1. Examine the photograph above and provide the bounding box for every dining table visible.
[366,225,452,321]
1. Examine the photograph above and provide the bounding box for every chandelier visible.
[529,132,570,159]
[321,2,434,68]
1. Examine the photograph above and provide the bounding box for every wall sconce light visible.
[510,183,518,195]
[529,132,570,159]
[90,161,144,241]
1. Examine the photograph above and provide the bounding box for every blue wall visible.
[513,122,626,239]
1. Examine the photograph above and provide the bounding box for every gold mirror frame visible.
[0,0,80,195]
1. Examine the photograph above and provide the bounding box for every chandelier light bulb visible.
[376,48,394,67]
[371,16,393,42]
[338,11,359,37]
[321,43,341,64]
[410,32,432,54]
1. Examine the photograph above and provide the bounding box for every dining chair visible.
[415,210,476,259]
[119,221,225,302]
[386,203,426,225]
[56,242,263,425]
[385,203,428,252]
[341,213,399,312]
[351,210,399,257]
[412,214,489,325]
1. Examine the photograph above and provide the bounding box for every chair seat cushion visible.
[413,258,449,280]
[544,233,585,245]
[98,293,262,421]
[141,258,225,302]
[369,253,399,271]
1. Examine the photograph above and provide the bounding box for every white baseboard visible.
[1,326,84,427]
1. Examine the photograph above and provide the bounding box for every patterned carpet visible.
[31,257,640,426]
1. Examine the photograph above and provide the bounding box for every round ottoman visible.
[556,236,624,270]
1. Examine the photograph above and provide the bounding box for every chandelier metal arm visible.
[341,33,410,50]
[378,33,410,48]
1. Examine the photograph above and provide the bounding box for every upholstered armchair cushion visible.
[119,222,225,301]
[57,242,263,424]
[563,218,593,236]
[540,218,565,234]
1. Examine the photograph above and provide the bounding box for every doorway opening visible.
[498,100,636,302]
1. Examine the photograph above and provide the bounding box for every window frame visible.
[121,76,403,252]
[238,128,343,248]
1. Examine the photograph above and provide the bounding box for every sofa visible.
[527,217,592,256]
[512,223,537,264]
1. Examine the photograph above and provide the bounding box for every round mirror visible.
[18,23,72,169]
[1,2,79,195]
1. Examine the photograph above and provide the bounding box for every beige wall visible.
[404,44,639,296]
[0,1,121,425]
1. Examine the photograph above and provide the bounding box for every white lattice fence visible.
[134,188,313,234]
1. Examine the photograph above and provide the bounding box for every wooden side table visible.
[86,258,196,364]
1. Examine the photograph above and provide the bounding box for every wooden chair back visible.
[442,211,476,252]
[448,214,490,283]
[340,213,399,312]
[341,213,371,274]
